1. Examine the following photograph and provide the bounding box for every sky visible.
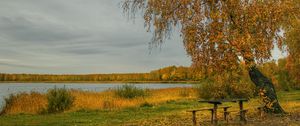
[0,0,285,74]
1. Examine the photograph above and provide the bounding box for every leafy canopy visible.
[285,18,300,86]
[122,0,297,74]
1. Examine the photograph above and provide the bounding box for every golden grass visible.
[1,92,47,115]
[71,87,197,111]
[2,87,300,122]
[1,87,197,115]
[125,98,300,126]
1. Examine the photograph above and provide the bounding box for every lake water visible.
[0,83,193,109]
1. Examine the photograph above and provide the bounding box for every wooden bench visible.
[197,99,249,124]
[187,106,232,125]
[186,108,214,126]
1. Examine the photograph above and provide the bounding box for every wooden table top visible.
[198,98,249,104]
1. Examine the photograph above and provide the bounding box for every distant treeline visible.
[1,58,299,91]
[0,66,200,82]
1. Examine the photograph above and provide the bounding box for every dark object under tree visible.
[249,66,285,113]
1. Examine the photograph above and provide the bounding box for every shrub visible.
[115,84,148,99]
[47,87,74,113]
[197,82,228,99]
[196,72,254,100]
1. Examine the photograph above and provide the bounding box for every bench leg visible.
[213,104,218,124]
[192,111,197,126]
[210,110,214,124]
[223,108,228,122]
[240,111,247,124]
[239,101,247,124]
[224,112,230,123]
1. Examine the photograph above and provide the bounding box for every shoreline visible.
[0,81,200,84]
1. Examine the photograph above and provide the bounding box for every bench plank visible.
[186,108,214,112]
[186,108,214,126]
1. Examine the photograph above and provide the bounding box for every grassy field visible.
[0,89,300,126]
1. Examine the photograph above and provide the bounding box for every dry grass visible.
[1,89,300,125]
[1,87,197,115]
[71,87,197,110]
[124,95,300,126]
[1,92,47,115]
[125,111,300,126]
[123,100,300,126]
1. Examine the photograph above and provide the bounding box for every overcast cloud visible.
[0,0,285,74]
[0,0,192,74]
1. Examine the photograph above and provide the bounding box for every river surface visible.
[0,83,193,108]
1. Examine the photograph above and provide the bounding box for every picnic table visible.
[198,98,249,124]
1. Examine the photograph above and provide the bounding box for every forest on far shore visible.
[0,57,299,91]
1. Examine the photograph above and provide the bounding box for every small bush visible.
[115,84,148,99]
[197,82,228,99]
[47,87,74,113]
[197,82,254,100]
[196,73,254,100]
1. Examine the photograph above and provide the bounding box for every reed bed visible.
[70,87,197,111]
[0,87,197,115]
[1,92,47,115]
